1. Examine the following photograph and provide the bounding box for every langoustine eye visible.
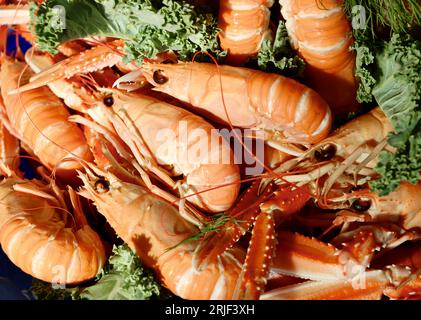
[314,144,337,161]
[153,70,168,84]
[352,198,372,212]
[103,95,114,107]
[95,179,110,193]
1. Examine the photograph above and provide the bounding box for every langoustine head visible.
[272,107,421,229]
[77,163,197,261]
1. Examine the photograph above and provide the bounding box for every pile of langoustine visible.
[0,0,419,300]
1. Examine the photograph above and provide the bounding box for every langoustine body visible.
[118,61,333,146]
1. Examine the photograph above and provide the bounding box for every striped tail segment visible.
[219,0,274,65]
[280,0,359,117]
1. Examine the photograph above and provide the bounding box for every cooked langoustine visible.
[78,164,244,300]
[269,107,421,229]
[0,174,107,284]
[16,43,333,148]
[218,0,274,65]
[117,61,332,146]
[0,57,93,176]
[191,107,420,300]
[0,122,106,284]
[280,0,359,116]
[252,109,420,299]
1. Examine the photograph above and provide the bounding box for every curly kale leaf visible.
[372,34,421,148]
[31,244,162,300]
[257,22,304,77]
[353,42,376,103]
[368,35,421,195]
[370,134,421,196]
[78,244,161,300]
[32,0,222,63]
[31,279,73,300]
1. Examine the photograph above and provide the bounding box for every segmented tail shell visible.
[218,0,274,65]
[280,0,359,116]
[0,179,105,284]
[0,58,92,172]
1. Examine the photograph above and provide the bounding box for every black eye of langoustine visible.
[153,70,168,84]
[103,95,114,107]
[352,198,372,212]
[95,179,110,194]
[314,144,337,161]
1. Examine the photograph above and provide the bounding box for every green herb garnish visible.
[166,213,243,251]
[257,22,305,78]
[31,244,163,300]
[32,0,223,63]
[344,0,421,41]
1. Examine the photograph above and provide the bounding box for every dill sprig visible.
[166,213,242,251]
[344,0,421,41]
